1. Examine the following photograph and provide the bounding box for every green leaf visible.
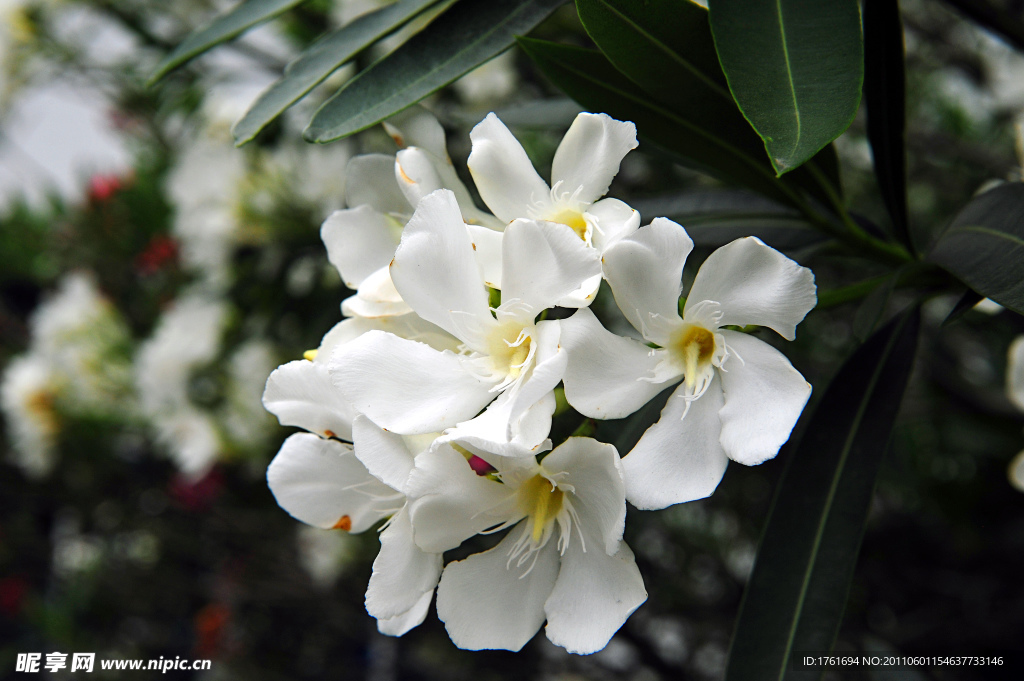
[725,307,921,681]
[149,0,308,85]
[707,0,864,175]
[928,182,1024,316]
[518,38,803,208]
[864,0,911,250]
[852,270,897,342]
[305,0,566,143]
[232,0,446,144]
[574,0,842,212]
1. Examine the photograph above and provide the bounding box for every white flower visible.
[328,188,601,453]
[561,220,817,510]
[1,353,59,478]
[404,437,647,654]
[322,107,502,319]
[468,112,641,305]
[267,424,442,636]
[1008,336,1024,413]
[453,51,518,106]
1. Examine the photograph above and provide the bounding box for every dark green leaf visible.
[942,289,986,327]
[852,271,898,341]
[517,38,805,208]
[707,0,864,175]
[574,0,842,213]
[864,0,911,250]
[929,182,1024,316]
[305,0,566,143]
[233,0,446,144]
[726,307,921,681]
[149,0,308,85]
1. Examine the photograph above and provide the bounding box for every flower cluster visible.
[263,108,818,653]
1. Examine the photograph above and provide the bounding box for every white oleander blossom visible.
[561,219,817,510]
[1007,336,1024,492]
[1,354,60,478]
[403,436,646,654]
[322,106,502,319]
[467,111,642,305]
[328,188,601,454]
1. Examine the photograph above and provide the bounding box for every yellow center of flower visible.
[518,474,564,543]
[546,208,588,240]
[486,321,532,380]
[670,325,716,390]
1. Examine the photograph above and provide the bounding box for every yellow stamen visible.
[303,349,318,362]
[518,475,564,543]
[672,326,716,390]
[547,208,588,240]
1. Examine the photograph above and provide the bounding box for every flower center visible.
[486,321,533,381]
[517,474,564,543]
[670,325,716,391]
[546,207,588,240]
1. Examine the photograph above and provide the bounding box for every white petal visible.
[405,442,517,553]
[1008,336,1024,411]
[551,113,637,205]
[345,154,410,214]
[466,224,503,290]
[382,105,447,158]
[1008,449,1024,493]
[603,218,692,343]
[467,113,550,223]
[622,378,729,510]
[262,360,356,441]
[501,320,567,437]
[341,266,412,318]
[544,535,646,655]
[321,207,398,288]
[587,198,641,253]
[561,307,667,419]
[395,147,445,207]
[685,236,816,340]
[365,508,442,621]
[500,219,602,315]
[318,314,459,357]
[352,414,417,491]
[717,330,812,465]
[376,590,433,637]
[540,437,625,555]
[436,529,560,651]
[556,273,603,309]
[267,433,397,532]
[389,189,493,343]
[444,390,555,459]
[330,330,496,435]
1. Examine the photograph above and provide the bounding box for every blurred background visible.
[1,1,1023,679]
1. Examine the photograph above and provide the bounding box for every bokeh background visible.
[1,1,1023,679]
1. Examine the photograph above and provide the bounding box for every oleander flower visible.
[1008,336,1024,492]
[322,107,502,318]
[561,219,816,509]
[328,188,601,454]
[404,437,646,654]
[267,423,441,636]
[467,111,641,305]
[1,354,60,478]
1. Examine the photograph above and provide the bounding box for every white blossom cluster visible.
[263,108,818,653]
[1,272,134,477]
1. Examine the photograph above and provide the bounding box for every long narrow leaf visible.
[864,0,911,250]
[149,0,308,84]
[726,307,921,681]
[708,0,864,175]
[233,0,446,144]
[305,0,566,143]
[573,0,841,209]
[929,182,1024,315]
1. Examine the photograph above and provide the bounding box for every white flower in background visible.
[468,111,641,305]
[295,524,358,588]
[220,339,277,452]
[136,294,228,477]
[2,272,133,477]
[1,354,59,478]
[405,437,646,654]
[453,51,518,107]
[329,189,600,454]
[322,106,502,319]
[561,220,816,509]
[267,422,443,636]
[1008,336,1024,492]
